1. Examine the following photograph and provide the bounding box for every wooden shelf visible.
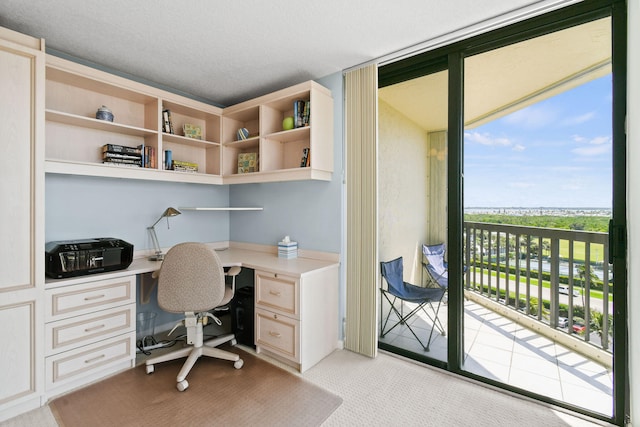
[44,54,333,186]
[162,132,220,148]
[178,207,263,211]
[44,159,223,185]
[46,109,157,137]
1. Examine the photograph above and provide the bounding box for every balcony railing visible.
[463,221,612,352]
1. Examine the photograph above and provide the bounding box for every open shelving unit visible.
[44,54,333,186]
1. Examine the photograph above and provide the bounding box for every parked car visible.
[558,316,568,328]
[559,285,580,297]
[572,323,586,334]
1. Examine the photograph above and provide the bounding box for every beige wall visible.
[378,99,429,284]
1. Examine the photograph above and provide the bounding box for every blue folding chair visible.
[380,256,446,351]
[422,243,448,289]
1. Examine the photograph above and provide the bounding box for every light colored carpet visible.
[301,349,614,427]
[48,347,341,427]
[1,347,613,427]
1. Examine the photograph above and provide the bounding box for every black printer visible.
[45,238,134,279]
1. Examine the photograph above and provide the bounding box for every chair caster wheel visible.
[146,364,154,374]
[234,359,244,369]
[177,380,188,391]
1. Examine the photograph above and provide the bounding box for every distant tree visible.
[590,310,613,347]
[576,264,598,307]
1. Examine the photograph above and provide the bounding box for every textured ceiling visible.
[0,0,576,106]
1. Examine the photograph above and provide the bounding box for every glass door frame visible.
[378,0,627,424]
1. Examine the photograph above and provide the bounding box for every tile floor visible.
[379,299,613,417]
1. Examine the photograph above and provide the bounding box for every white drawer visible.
[46,275,135,321]
[255,271,298,317]
[45,334,134,388]
[256,307,299,362]
[45,305,135,356]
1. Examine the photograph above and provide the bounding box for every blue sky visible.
[464,75,612,208]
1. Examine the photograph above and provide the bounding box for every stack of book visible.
[278,239,298,259]
[300,147,310,167]
[294,100,310,128]
[102,144,142,167]
[171,159,198,173]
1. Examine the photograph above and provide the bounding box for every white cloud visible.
[464,131,511,147]
[512,144,525,152]
[503,105,557,129]
[571,135,611,157]
[571,134,586,143]
[561,111,596,126]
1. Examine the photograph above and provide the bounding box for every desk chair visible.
[145,242,243,391]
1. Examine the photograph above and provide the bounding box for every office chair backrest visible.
[157,242,226,313]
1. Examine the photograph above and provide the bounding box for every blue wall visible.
[230,72,343,253]
[46,175,231,247]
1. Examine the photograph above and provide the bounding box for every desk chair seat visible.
[145,242,243,391]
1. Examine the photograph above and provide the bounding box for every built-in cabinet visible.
[255,265,339,373]
[43,275,136,398]
[44,55,333,185]
[0,23,337,423]
[0,27,45,422]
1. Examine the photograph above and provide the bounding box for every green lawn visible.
[556,241,605,264]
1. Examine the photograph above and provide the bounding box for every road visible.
[470,274,614,314]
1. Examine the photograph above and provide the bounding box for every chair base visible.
[145,333,243,391]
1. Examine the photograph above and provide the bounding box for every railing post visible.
[550,238,560,328]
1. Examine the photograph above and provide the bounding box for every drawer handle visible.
[84,324,106,333]
[84,294,106,301]
[269,331,282,338]
[85,354,106,364]
[269,290,281,297]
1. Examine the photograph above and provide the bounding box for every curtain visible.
[344,64,378,357]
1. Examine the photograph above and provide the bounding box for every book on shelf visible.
[162,109,174,134]
[300,147,310,167]
[294,100,306,128]
[102,143,142,155]
[102,157,142,167]
[172,159,198,173]
[135,144,156,169]
[102,161,143,168]
[102,144,142,168]
[302,101,310,126]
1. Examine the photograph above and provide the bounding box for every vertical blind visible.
[344,64,378,357]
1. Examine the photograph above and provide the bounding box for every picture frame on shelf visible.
[183,123,202,139]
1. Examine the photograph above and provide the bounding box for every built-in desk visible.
[43,243,340,397]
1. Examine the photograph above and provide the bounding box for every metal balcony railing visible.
[463,221,612,351]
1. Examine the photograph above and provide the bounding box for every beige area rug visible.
[50,348,342,427]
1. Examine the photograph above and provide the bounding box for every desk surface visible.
[45,245,340,288]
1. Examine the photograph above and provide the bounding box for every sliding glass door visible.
[377,1,626,424]
[462,16,615,416]
[378,64,449,365]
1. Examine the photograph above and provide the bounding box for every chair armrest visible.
[225,266,242,277]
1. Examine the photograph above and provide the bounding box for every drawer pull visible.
[84,324,106,333]
[269,331,282,338]
[269,290,281,296]
[84,294,106,301]
[85,354,106,364]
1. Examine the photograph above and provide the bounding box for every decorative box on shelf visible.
[278,237,297,259]
[238,153,257,174]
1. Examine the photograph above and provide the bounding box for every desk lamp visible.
[148,207,181,260]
